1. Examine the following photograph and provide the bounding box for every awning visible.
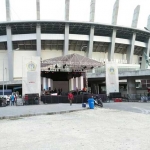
[41,53,103,71]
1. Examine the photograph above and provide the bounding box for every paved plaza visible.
[0,107,150,150]
[104,102,150,114]
[0,103,86,119]
[1,102,150,120]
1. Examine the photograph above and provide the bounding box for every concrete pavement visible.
[104,102,150,114]
[0,108,150,150]
[0,103,87,119]
[1,102,150,120]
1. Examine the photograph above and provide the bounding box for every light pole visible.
[144,27,150,31]
[81,46,87,51]
[5,67,7,90]
[3,59,4,97]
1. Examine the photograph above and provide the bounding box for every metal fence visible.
[41,94,107,104]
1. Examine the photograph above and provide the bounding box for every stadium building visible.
[0,0,150,95]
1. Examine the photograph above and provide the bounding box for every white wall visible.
[68,50,86,56]
[0,51,8,81]
[92,52,107,62]
[13,51,37,79]
[92,52,139,64]
[41,50,63,60]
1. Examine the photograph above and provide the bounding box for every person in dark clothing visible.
[58,88,61,95]
[54,88,57,93]
[60,88,62,95]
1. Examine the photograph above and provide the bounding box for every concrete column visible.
[43,77,47,90]
[78,76,83,90]
[41,77,43,85]
[63,0,70,56]
[141,38,150,69]
[108,29,116,61]
[50,79,53,90]
[87,26,94,58]
[6,0,11,21]
[36,0,40,20]
[6,26,13,81]
[74,77,79,89]
[90,0,96,22]
[127,33,136,64]
[63,24,69,56]
[87,0,96,58]
[65,0,70,21]
[69,78,73,91]
[127,78,136,95]
[131,5,140,28]
[111,0,119,25]
[36,24,41,57]
[147,15,150,31]
[6,0,13,81]
[47,78,54,90]
[97,84,99,94]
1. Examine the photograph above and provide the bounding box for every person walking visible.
[68,92,74,106]
[10,94,15,106]
[15,94,17,106]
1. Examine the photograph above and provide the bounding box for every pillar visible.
[63,0,70,56]
[6,26,13,81]
[74,77,79,89]
[50,79,53,90]
[6,0,11,21]
[131,5,140,28]
[111,0,119,25]
[64,24,69,56]
[127,33,136,64]
[69,78,73,91]
[87,0,96,58]
[6,0,13,81]
[97,84,99,94]
[127,78,137,95]
[78,76,83,90]
[43,77,47,90]
[141,38,150,69]
[36,0,40,20]
[108,29,116,61]
[48,78,54,90]
[36,0,41,56]
[36,24,41,56]
[126,5,140,64]
[87,26,94,58]
[41,77,43,90]
[147,15,150,31]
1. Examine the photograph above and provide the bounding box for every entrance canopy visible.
[41,53,103,71]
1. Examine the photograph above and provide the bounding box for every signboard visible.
[22,57,41,97]
[106,62,119,95]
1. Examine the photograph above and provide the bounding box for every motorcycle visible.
[93,96,103,107]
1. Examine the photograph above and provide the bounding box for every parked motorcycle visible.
[93,95,103,107]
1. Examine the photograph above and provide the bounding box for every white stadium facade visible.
[0,0,150,95]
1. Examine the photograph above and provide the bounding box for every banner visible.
[106,62,119,95]
[22,56,41,97]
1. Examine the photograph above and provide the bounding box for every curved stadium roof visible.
[0,20,149,42]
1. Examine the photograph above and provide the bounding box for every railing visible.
[87,64,140,75]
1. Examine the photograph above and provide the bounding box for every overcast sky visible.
[0,0,150,30]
